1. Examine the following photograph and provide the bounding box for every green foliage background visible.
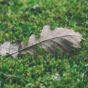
[0,0,88,88]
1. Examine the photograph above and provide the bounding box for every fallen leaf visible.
[0,25,83,57]
[31,4,40,11]
[17,25,83,55]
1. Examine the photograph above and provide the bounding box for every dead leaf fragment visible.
[0,41,20,57]
[19,25,83,55]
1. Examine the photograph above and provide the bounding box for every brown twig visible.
[2,74,29,83]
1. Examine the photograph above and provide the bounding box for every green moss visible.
[0,0,88,88]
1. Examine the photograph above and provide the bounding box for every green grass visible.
[0,0,88,88]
